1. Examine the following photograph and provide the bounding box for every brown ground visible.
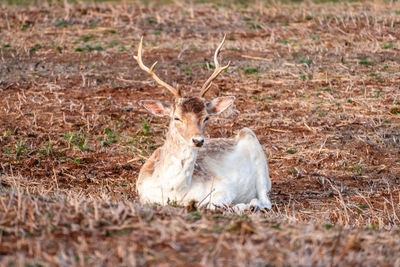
[0,1,400,266]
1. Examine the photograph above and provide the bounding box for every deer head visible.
[135,36,234,148]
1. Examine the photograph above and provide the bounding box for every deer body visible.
[134,36,272,211]
[138,126,271,210]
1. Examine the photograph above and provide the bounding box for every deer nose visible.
[192,137,205,147]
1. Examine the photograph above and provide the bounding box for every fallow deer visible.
[135,36,272,211]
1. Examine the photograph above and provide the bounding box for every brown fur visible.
[173,112,205,142]
[172,97,208,143]
[193,138,237,180]
[238,128,256,139]
[179,97,206,117]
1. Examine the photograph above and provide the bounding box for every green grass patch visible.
[75,45,104,52]
[119,46,128,52]
[249,24,261,29]
[29,44,42,53]
[202,62,215,69]
[141,120,151,136]
[107,40,119,48]
[63,132,89,151]
[382,43,394,49]
[317,87,331,92]
[81,34,94,43]
[188,212,202,221]
[299,59,312,65]
[359,60,374,66]
[106,229,132,237]
[55,19,68,28]
[300,74,311,80]
[286,149,297,154]
[21,23,30,31]
[368,72,380,76]
[102,128,120,146]
[391,108,400,115]
[244,68,259,74]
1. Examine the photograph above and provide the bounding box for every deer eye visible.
[174,117,182,122]
[204,117,209,123]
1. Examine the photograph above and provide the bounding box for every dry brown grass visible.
[1,175,400,266]
[1,0,400,265]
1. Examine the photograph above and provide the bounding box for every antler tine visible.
[199,35,231,97]
[134,36,180,98]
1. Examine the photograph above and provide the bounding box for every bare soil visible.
[0,1,400,266]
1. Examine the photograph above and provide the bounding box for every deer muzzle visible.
[192,137,205,148]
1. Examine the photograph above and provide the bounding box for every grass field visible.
[1,0,400,265]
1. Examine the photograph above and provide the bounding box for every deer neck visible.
[155,123,198,193]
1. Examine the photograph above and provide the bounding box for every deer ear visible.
[139,100,172,117]
[206,96,235,115]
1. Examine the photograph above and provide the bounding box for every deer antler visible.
[199,35,231,97]
[134,37,181,98]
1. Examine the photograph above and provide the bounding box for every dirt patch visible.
[0,1,400,265]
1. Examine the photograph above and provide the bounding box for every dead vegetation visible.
[0,0,400,265]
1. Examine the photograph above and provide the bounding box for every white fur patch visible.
[137,128,272,211]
